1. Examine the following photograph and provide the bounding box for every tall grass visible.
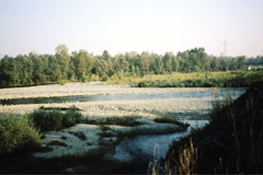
[163,81,263,174]
[107,70,263,88]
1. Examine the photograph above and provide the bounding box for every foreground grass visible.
[162,81,263,174]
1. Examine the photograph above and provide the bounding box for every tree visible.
[55,44,70,79]
[141,51,151,73]
[71,50,94,81]
[163,52,174,73]
[0,55,19,85]
[30,53,45,83]
[237,55,247,70]
[102,50,111,60]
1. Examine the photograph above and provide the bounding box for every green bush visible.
[58,79,67,85]
[179,83,185,87]
[62,106,83,127]
[172,82,180,87]
[138,82,151,87]
[204,81,214,87]
[28,106,83,132]
[0,116,41,154]
[28,109,63,132]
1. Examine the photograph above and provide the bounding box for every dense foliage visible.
[0,44,253,86]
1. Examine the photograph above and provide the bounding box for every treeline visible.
[0,44,248,86]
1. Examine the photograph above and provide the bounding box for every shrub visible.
[172,82,180,87]
[58,79,67,85]
[138,82,151,87]
[203,81,214,87]
[62,106,83,127]
[101,76,109,82]
[179,83,185,87]
[28,106,83,132]
[0,116,41,154]
[29,109,63,132]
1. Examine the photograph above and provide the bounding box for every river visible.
[0,88,246,105]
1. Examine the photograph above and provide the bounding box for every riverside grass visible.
[160,81,263,174]
[106,70,263,88]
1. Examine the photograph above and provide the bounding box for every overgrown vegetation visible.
[163,81,263,174]
[27,105,83,132]
[0,116,41,154]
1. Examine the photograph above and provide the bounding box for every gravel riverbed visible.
[0,82,222,119]
[0,82,242,160]
[0,82,212,100]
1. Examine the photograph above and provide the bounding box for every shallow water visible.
[0,88,246,105]
[114,120,210,162]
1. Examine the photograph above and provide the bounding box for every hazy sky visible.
[0,0,262,58]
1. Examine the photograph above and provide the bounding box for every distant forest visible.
[0,44,251,86]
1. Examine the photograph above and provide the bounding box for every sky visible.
[0,0,263,58]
